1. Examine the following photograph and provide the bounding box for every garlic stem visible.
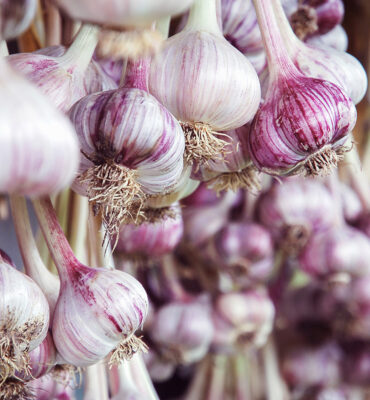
[185,0,222,36]
[32,197,80,286]
[185,356,209,400]
[206,355,226,400]
[69,193,89,262]
[161,255,190,301]
[0,41,9,56]
[10,195,60,312]
[61,24,99,71]
[123,57,150,91]
[128,354,159,400]
[156,16,171,39]
[252,0,297,79]
[83,363,109,400]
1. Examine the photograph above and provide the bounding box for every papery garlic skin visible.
[1,0,37,40]
[150,297,214,364]
[116,204,183,257]
[53,0,195,27]
[52,266,148,366]
[305,25,348,52]
[0,251,50,378]
[70,87,185,198]
[0,60,79,196]
[149,30,261,133]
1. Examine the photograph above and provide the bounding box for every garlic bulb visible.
[221,0,263,53]
[257,178,338,253]
[1,0,37,40]
[27,373,75,400]
[271,0,366,105]
[306,25,348,52]
[211,289,275,352]
[0,58,79,196]
[53,0,195,27]
[249,0,356,177]
[70,57,185,239]
[149,296,214,364]
[149,0,261,168]
[0,250,49,381]
[299,225,370,281]
[116,203,184,258]
[33,197,148,367]
[8,25,105,113]
[192,125,260,193]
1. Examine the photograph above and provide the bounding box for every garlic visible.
[306,25,348,52]
[0,250,49,381]
[0,58,79,196]
[27,373,76,400]
[70,57,185,240]
[257,178,339,253]
[143,349,176,382]
[53,0,195,28]
[1,0,37,40]
[288,0,344,40]
[249,0,357,177]
[192,125,261,194]
[221,0,263,53]
[211,289,275,352]
[270,0,366,105]
[33,197,149,367]
[149,0,261,167]
[299,225,370,282]
[8,25,106,113]
[149,296,214,364]
[116,203,183,258]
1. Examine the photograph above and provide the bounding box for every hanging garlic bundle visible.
[116,203,184,258]
[7,25,112,113]
[269,0,367,105]
[149,0,261,170]
[32,197,148,367]
[248,0,356,177]
[192,125,260,193]
[0,58,79,196]
[0,250,49,382]
[70,57,185,240]
[0,0,37,40]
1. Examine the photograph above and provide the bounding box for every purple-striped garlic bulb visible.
[1,0,37,40]
[116,203,183,258]
[7,25,108,113]
[221,0,263,53]
[270,0,367,105]
[70,58,185,240]
[0,250,50,381]
[299,226,370,282]
[306,25,348,52]
[149,0,261,169]
[211,289,275,352]
[0,58,79,196]
[210,222,274,285]
[149,296,214,364]
[249,0,357,177]
[282,342,342,389]
[289,0,344,40]
[33,197,148,367]
[192,125,261,193]
[27,373,75,400]
[257,178,338,253]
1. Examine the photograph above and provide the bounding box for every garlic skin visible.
[306,25,348,52]
[52,266,148,367]
[299,226,370,281]
[149,297,214,364]
[211,289,275,352]
[8,25,104,113]
[0,250,50,380]
[1,0,37,40]
[53,0,195,27]
[116,204,184,258]
[143,349,176,382]
[222,0,263,53]
[0,59,79,196]
[27,373,75,400]
[149,25,261,134]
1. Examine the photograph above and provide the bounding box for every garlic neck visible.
[185,0,222,36]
